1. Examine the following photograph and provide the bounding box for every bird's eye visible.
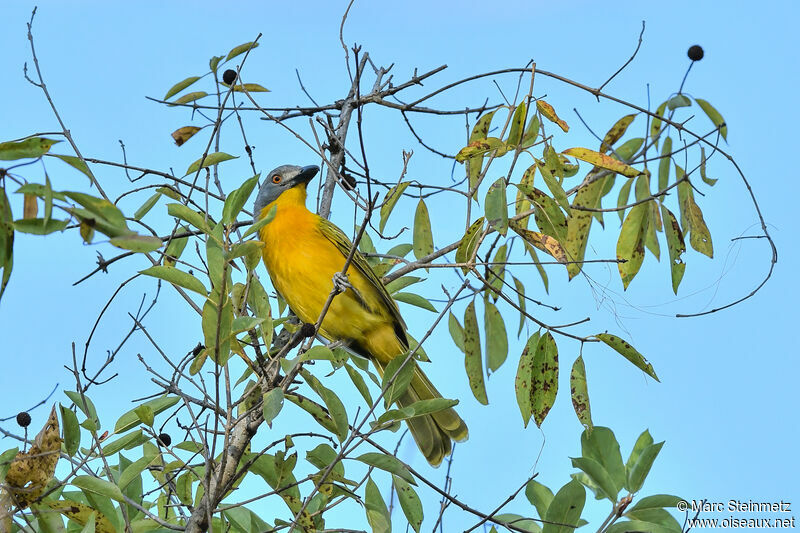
[271,175,282,184]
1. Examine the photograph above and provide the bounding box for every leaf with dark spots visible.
[531,332,558,427]
[660,204,686,294]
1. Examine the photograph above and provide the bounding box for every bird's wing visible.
[316,217,407,332]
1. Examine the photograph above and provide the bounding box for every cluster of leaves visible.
[0,35,728,532]
[378,90,726,430]
[1,405,683,533]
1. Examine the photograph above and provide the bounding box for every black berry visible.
[16,412,31,427]
[222,69,237,85]
[157,433,172,447]
[688,45,704,61]
[300,323,317,338]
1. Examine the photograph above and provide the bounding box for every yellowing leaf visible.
[510,222,568,264]
[455,137,506,163]
[695,98,727,140]
[23,194,38,219]
[171,126,202,146]
[616,202,649,289]
[185,151,237,176]
[226,41,259,61]
[4,406,61,508]
[570,356,592,429]
[562,147,642,178]
[0,137,60,161]
[463,300,488,405]
[231,83,270,93]
[412,199,433,260]
[455,217,485,274]
[660,204,686,294]
[536,100,569,132]
[600,114,636,153]
[169,91,208,106]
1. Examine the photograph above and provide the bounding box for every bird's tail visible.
[374,360,468,467]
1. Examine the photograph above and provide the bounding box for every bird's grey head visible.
[253,164,319,221]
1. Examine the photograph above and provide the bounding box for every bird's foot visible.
[332,272,352,294]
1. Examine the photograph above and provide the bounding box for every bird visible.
[253,164,468,466]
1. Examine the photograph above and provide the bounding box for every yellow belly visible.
[259,204,401,361]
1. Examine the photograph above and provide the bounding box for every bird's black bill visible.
[295,165,319,184]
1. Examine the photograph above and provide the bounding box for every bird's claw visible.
[332,272,352,294]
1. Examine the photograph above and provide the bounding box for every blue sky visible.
[1,1,797,531]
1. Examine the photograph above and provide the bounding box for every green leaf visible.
[345,363,374,406]
[60,404,80,456]
[541,479,585,533]
[393,291,436,312]
[202,296,233,364]
[627,441,664,492]
[512,275,527,336]
[393,475,423,533]
[167,203,212,234]
[209,55,224,72]
[515,332,539,426]
[484,300,508,372]
[570,356,592,429]
[658,137,672,191]
[521,113,540,148]
[301,369,349,442]
[412,199,433,260]
[379,182,410,233]
[71,476,125,503]
[381,354,416,407]
[0,188,13,301]
[64,191,128,236]
[134,192,160,220]
[539,152,571,211]
[119,452,158,491]
[223,174,260,224]
[660,205,686,294]
[625,429,654,473]
[114,396,180,433]
[616,178,633,223]
[110,234,163,253]
[226,41,259,61]
[607,520,679,533]
[463,300,488,405]
[485,178,508,236]
[0,137,60,160]
[694,98,727,140]
[628,494,684,513]
[13,218,68,235]
[169,91,208,106]
[596,333,659,381]
[531,332,558,427]
[493,514,541,532]
[666,94,691,110]
[699,147,717,186]
[507,101,527,147]
[616,202,649,289]
[285,393,339,435]
[650,101,668,141]
[51,154,95,182]
[0,447,19,482]
[571,456,619,502]
[364,477,391,533]
[134,404,154,427]
[262,388,284,428]
[385,275,422,294]
[206,222,225,290]
[164,76,201,100]
[140,265,207,295]
[580,426,626,495]
[356,453,415,485]
[185,152,237,176]
[455,217,485,274]
[448,311,465,352]
[244,204,277,238]
[525,479,554,520]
